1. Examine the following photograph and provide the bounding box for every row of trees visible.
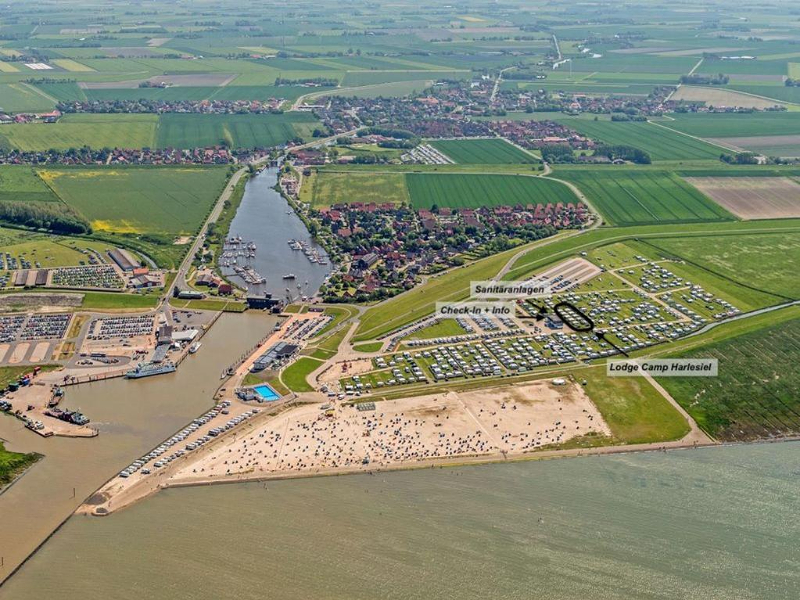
[0,202,92,234]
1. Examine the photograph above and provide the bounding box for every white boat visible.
[283,273,296,279]
[189,342,202,354]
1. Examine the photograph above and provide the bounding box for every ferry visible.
[189,342,202,354]
[125,361,176,379]
[283,273,296,279]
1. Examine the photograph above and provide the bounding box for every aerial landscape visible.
[0,0,798,598]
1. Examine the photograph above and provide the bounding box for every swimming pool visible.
[253,384,280,401]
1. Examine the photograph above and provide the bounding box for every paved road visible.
[166,167,247,301]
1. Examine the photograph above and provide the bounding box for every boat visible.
[125,361,177,379]
[189,342,202,354]
[283,273,296,279]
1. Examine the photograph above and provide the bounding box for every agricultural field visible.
[670,86,785,110]
[406,173,577,209]
[657,112,800,139]
[683,176,800,220]
[0,83,55,114]
[660,318,800,442]
[429,139,537,164]
[308,170,410,208]
[547,118,723,161]
[643,233,800,300]
[550,167,735,225]
[38,167,228,235]
[155,113,321,149]
[0,114,158,151]
[0,166,60,203]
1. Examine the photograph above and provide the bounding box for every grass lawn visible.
[310,170,410,207]
[39,167,229,235]
[169,298,246,312]
[406,173,577,209]
[407,318,467,339]
[0,228,127,269]
[80,292,159,311]
[0,441,40,488]
[353,342,383,353]
[281,357,323,393]
[430,138,537,164]
[581,368,690,444]
[549,167,735,226]
[659,316,800,442]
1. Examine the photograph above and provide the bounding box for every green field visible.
[0,114,158,151]
[657,112,800,138]
[0,113,320,152]
[0,227,131,269]
[407,318,467,340]
[550,119,723,161]
[156,113,321,149]
[430,139,537,164]
[581,368,690,444]
[407,173,577,209]
[660,317,800,442]
[39,167,229,235]
[281,357,323,393]
[549,167,735,225]
[0,83,55,114]
[309,171,410,207]
[643,233,800,299]
[0,166,60,203]
[0,439,40,488]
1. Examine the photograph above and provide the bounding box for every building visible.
[108,248,138,272]
[246,293,281,311]
[250,341,299,372]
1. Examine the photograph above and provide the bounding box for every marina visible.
[221,168,331,302]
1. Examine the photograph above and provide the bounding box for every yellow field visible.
[52,58,95,72]
[0,61,19,72]
[790,63,800,79]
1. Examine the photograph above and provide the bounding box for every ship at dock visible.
[125,361,177,379]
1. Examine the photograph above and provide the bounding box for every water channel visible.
[220,167,331,302]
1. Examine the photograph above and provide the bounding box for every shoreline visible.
[81,432,800,517]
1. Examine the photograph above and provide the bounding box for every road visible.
[166,167,247,300]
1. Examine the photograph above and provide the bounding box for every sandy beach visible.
[82,380,616,515]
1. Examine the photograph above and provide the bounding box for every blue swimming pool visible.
[254,384,280,401]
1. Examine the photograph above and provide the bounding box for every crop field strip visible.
[549,168,735,225]
[38,167,229,236]
[549,118,723,161]
[429,139,537,164]
[406,173,577,209]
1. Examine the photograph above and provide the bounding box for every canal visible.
[221,167,331,302]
